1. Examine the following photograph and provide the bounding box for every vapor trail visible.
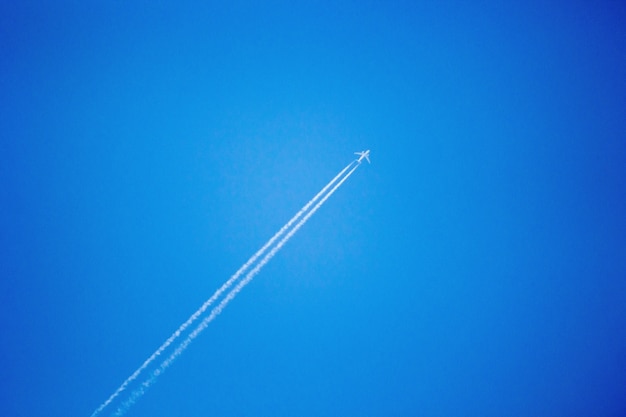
[90,161,355,417]
[110,163,360,416]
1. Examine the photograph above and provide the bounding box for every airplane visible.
[355,150,371,164]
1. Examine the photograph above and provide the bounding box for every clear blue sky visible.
[1,2,625,416]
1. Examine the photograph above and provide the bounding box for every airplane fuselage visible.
[355,150,370,164]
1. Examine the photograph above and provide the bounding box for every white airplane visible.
[355,150,371,164]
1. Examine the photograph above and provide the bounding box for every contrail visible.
[109,162,361,416]
[90,161,356,417]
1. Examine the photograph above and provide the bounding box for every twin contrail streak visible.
[110,162,360,416]
[92,158,362,417]
[90,161,354,417]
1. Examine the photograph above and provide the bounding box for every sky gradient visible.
[1,2,625,416]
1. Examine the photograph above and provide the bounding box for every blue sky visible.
[1,2,625,416]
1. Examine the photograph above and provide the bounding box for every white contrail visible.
[110,163,361,416]
[90,161,355,417]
